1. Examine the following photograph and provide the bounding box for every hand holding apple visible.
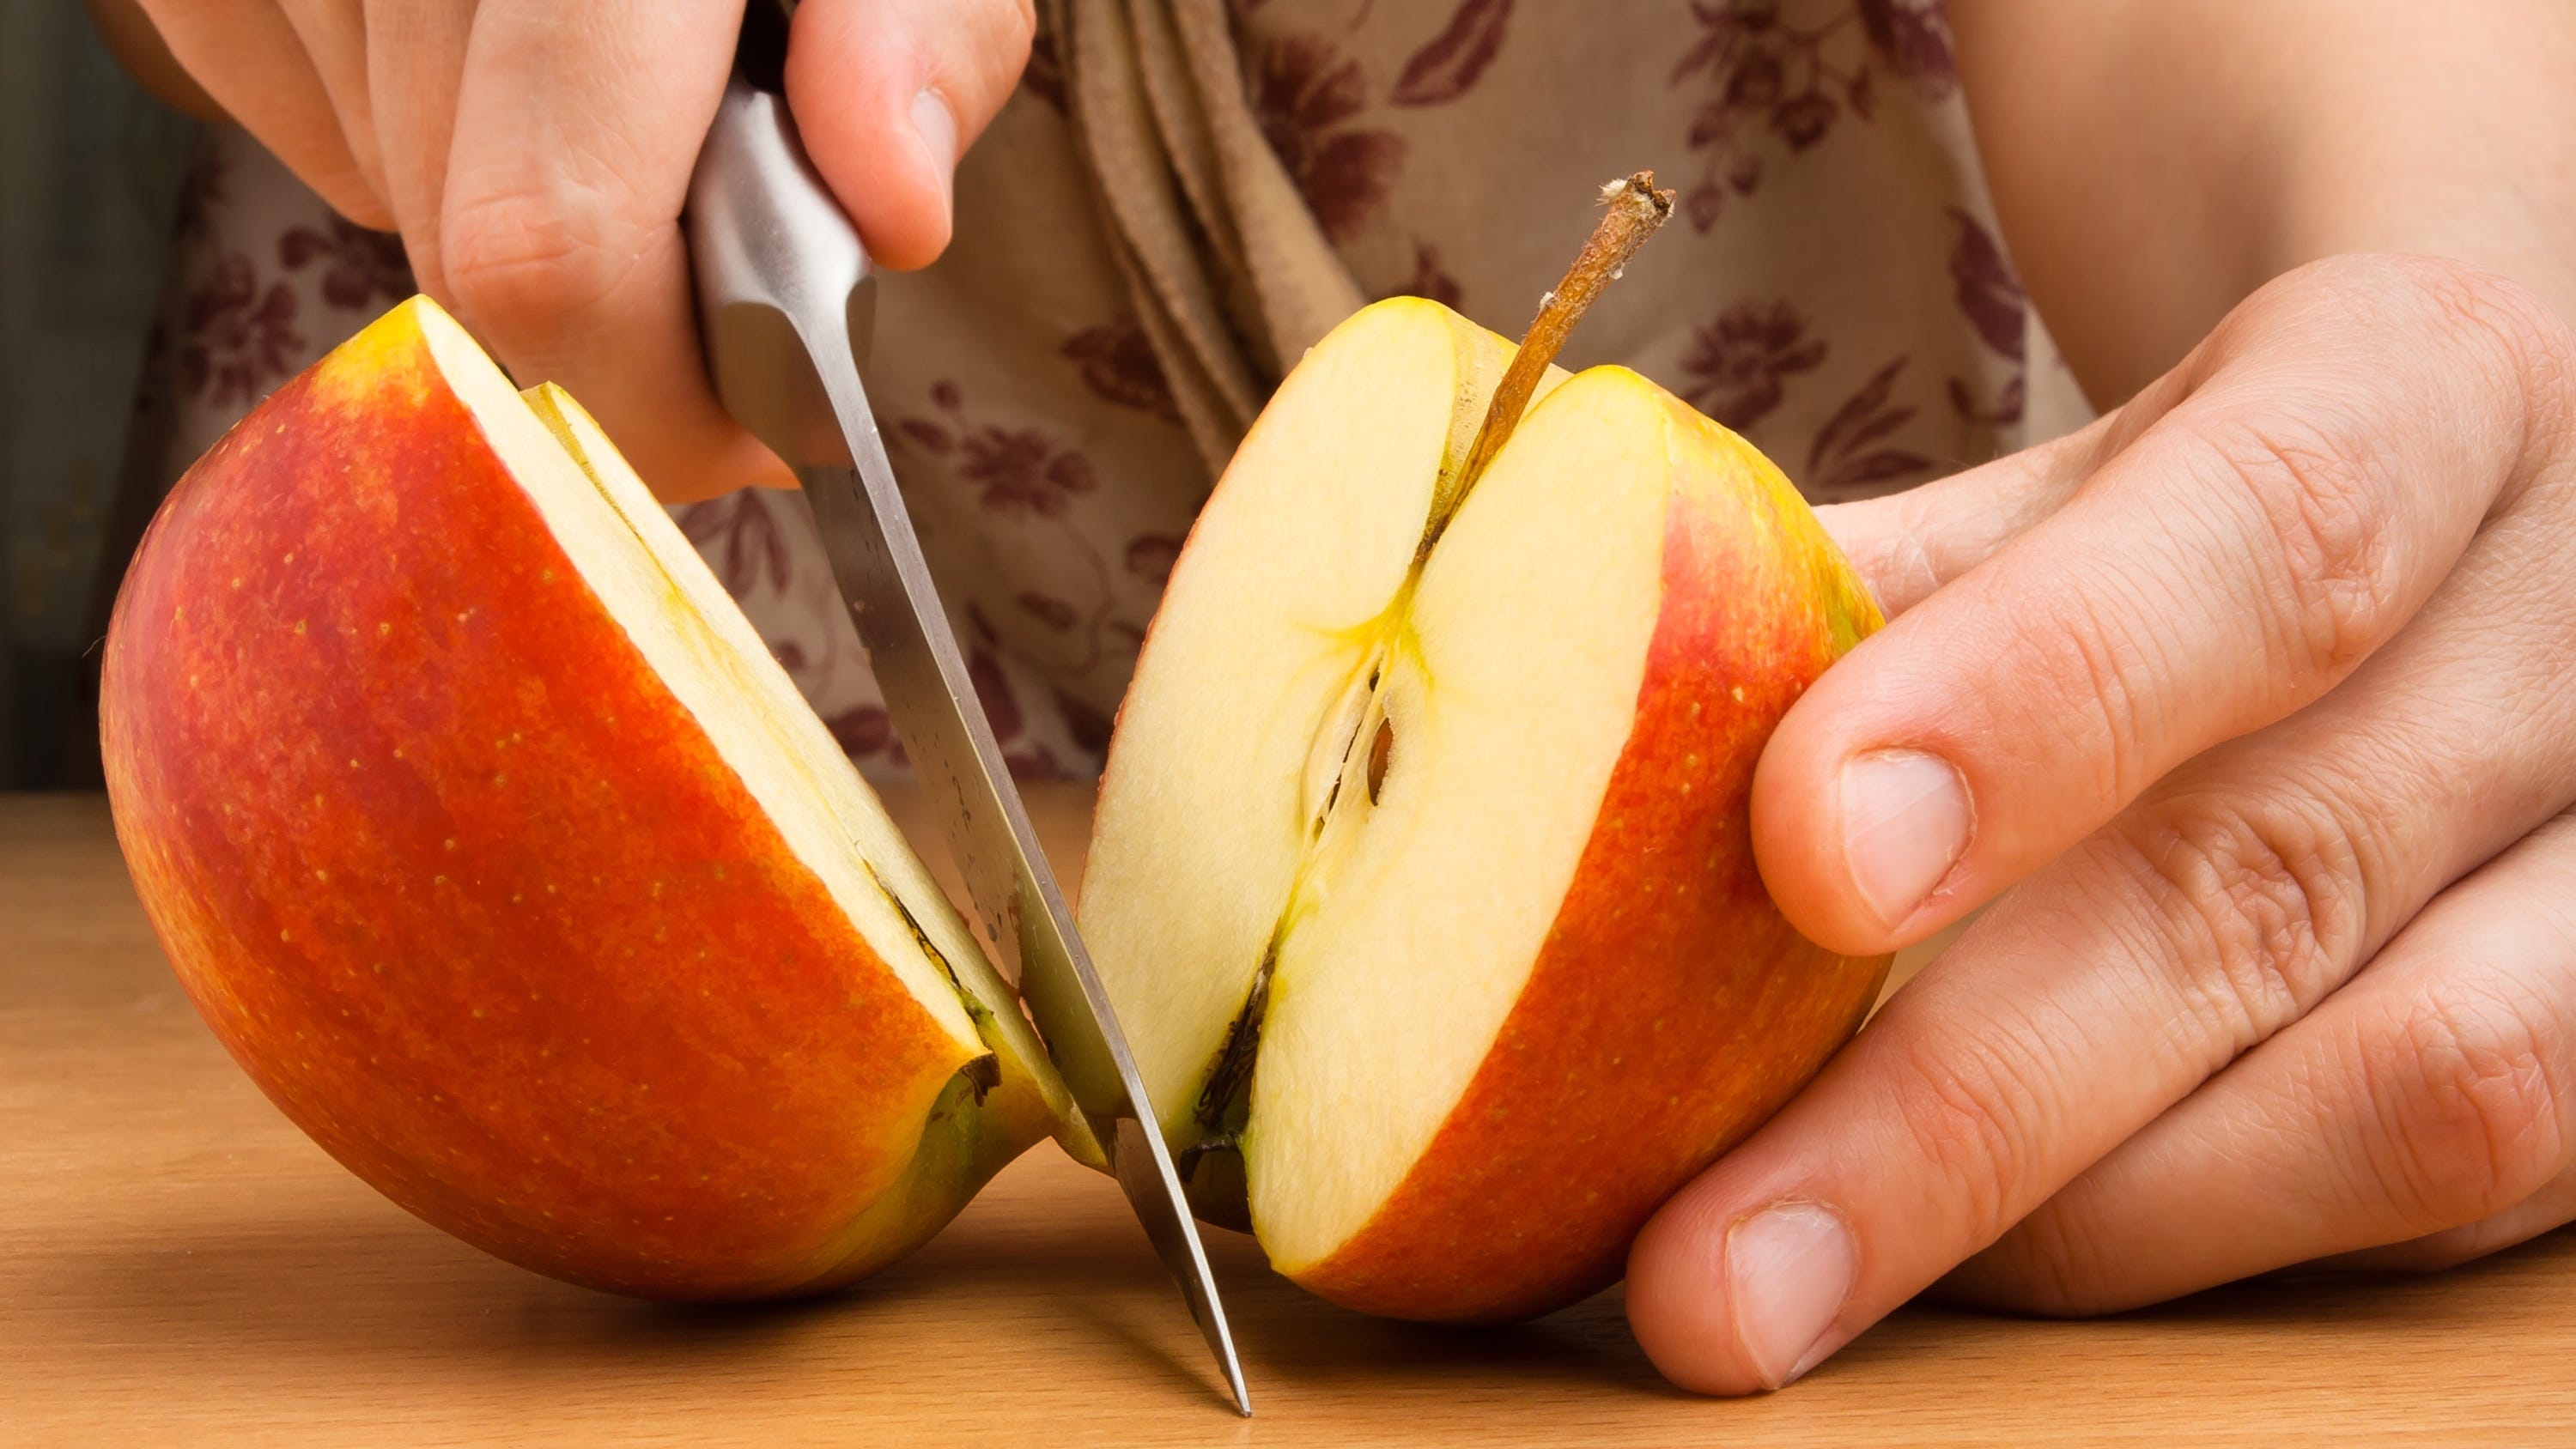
[1626,254,2576,1393]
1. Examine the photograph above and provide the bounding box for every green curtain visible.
[0,3,196,787]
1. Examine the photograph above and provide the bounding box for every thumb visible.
[1750,413,2126,952]
[787,0,1036,270]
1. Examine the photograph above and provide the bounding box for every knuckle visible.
[2354,979,2570,1231]
[2115,792,2364,1061]
[2396,257,2576,406]
[2003,584,2156,804]
[1882,1011,2063,1248]
[2293,256,2576,494]
[2194,411,2396,681]
[439,189,630,343]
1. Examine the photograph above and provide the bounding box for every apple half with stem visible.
[1081,178,1891,1323]
[100,296,1097,1299]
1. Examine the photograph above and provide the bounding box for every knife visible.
[682,2,1249,1416]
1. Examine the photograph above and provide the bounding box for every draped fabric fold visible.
[1045,0,1364,472]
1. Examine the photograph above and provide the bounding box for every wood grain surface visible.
[4,789,2571,1446]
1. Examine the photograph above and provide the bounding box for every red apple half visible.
[100,297,1094,1299]
[1081,298,1892,1322]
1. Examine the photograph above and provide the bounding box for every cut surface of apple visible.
[1082,297,1888,1322]
[101,296,1087,1300]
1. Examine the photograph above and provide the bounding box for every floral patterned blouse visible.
[125,0,2087,785]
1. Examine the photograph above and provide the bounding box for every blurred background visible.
[0,2,195,788]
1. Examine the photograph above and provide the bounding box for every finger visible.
[441,0,792,501]
[1811,420,2105,620]
[275,0,386,205]
[2316,1156,2576,1275]
[88,0,233,123]
[787,0,1036,270]
[1945,812,2576,1314]
[360,0,477,302]
[1753,256,2564,955]
[136,0,394,227]
[1626,284,2576,1395]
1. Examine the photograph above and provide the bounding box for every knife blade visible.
[681,5,1248,1416]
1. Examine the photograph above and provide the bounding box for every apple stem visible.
[1420,172,1674,559]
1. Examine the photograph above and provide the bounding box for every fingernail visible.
[1726,1201,1856,1390]
[908,88,958,218]
[1839,749,1971,931]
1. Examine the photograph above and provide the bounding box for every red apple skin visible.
[1293,379,1890,1323]
[100,305,999,1299]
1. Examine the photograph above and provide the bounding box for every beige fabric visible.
[135,1,2092,785]
[1052,0,1368,470]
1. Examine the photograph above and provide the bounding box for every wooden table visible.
[5,790,2572,1446]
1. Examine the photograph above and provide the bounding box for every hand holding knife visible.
[682,0,1249,1416]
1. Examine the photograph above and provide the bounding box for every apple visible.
[1079,180,1891,1322]
[100,296,1095,1300]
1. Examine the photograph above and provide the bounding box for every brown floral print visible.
[1064,318,1183,423]
[1679,300,1829,429]
[1808,355,1935,495]
[821,643,1062,781]
[1391,240,1464,308]
[1943,208,2028,426]
[1671,3,1876,230]
[1857,0,1957,99]
[674,488,792,597]
[1391,0,1514,106]
[277,217,410,312]
[893,380,1121,676]
[1123,531,1185,585]
[1670,0,1960,232]
[1241,31,1407,242]
[178,254,305,409]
